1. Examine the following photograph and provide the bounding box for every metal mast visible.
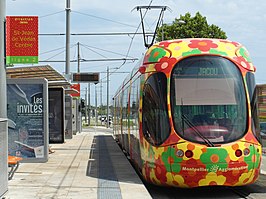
[0,0,6,118]
[77,42,80,73]
[65,0,71,79]
[106,67,110,128]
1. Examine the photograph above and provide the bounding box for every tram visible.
[113,38,262,188]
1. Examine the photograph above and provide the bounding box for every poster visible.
[49,88,65,143]
[7,78,48,163]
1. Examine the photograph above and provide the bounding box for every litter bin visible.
[0,118,8,197]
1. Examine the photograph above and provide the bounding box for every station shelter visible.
[6,65,80,159]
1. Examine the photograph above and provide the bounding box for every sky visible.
[5,0,266,106]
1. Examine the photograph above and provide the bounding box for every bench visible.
[8,155,23,180]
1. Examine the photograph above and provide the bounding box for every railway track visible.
[145,174,266,199]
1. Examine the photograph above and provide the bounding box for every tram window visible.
[130,79,140,136]
[246,72,260,139]
[142,72,170,146]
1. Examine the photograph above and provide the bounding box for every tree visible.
[156,12,227,41]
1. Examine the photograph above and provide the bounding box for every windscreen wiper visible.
[181,114,215,147]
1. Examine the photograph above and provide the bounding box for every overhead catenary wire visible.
[99,0,157,108]
[37,4,154,72]
[39,42,138,63]
[106,0,154,80]
[39,58,137,63]
[37,1,155,86]
[80,43,136,59]
[121,0,154,64]
[39,10,65,18]
[81,44,115,59]
[37,8,145,66]
[72,43,78,61]
[39,46,66,55]
[37,8,152,65]
[36,8,149,72]
[72,11,137,28]
[39,32,153,36]
[43,49,66,61]
[40,44,76,61]
[123,0,154,61]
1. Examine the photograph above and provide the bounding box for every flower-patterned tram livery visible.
[113,38,262,188]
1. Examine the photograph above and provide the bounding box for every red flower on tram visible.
[154,158,168,184]
[188,39,218,52]
[233,56,253,71]
[159,41,172,47]
[180,159,208,187]
[155,57,177,74]
[143,161,153,182]
[219,40,239,47]
[159,40,182,47]
[219,161,248,185]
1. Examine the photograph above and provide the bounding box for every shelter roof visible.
[6,65,70,87]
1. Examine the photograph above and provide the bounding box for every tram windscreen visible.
[171,56,247,144]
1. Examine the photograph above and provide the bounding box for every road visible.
[145,169,266,199]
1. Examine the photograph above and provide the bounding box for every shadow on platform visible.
[86,135,143,185]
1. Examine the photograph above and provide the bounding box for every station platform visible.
[6,127,152,199]
[5,127,266,199]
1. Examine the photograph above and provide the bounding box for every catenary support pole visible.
[77,42,82,131]
[85,88,87,124]
[0,0,6,118]
[77,42,80,73]
[88,83,90,125]
[95,84,98,126]
[65,0,71,79]
[100,80,102,125]
[107,66,110,128]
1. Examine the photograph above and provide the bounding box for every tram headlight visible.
[235,149,242,157]
[176,149,184,157]
[185,150,194,158]
[243,148,250,156]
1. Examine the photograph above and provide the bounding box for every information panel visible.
[49,88,65,144]
[65,95,73,139]
[72,98,78,135]
[72,73,99,83]
[7,78,48,163]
